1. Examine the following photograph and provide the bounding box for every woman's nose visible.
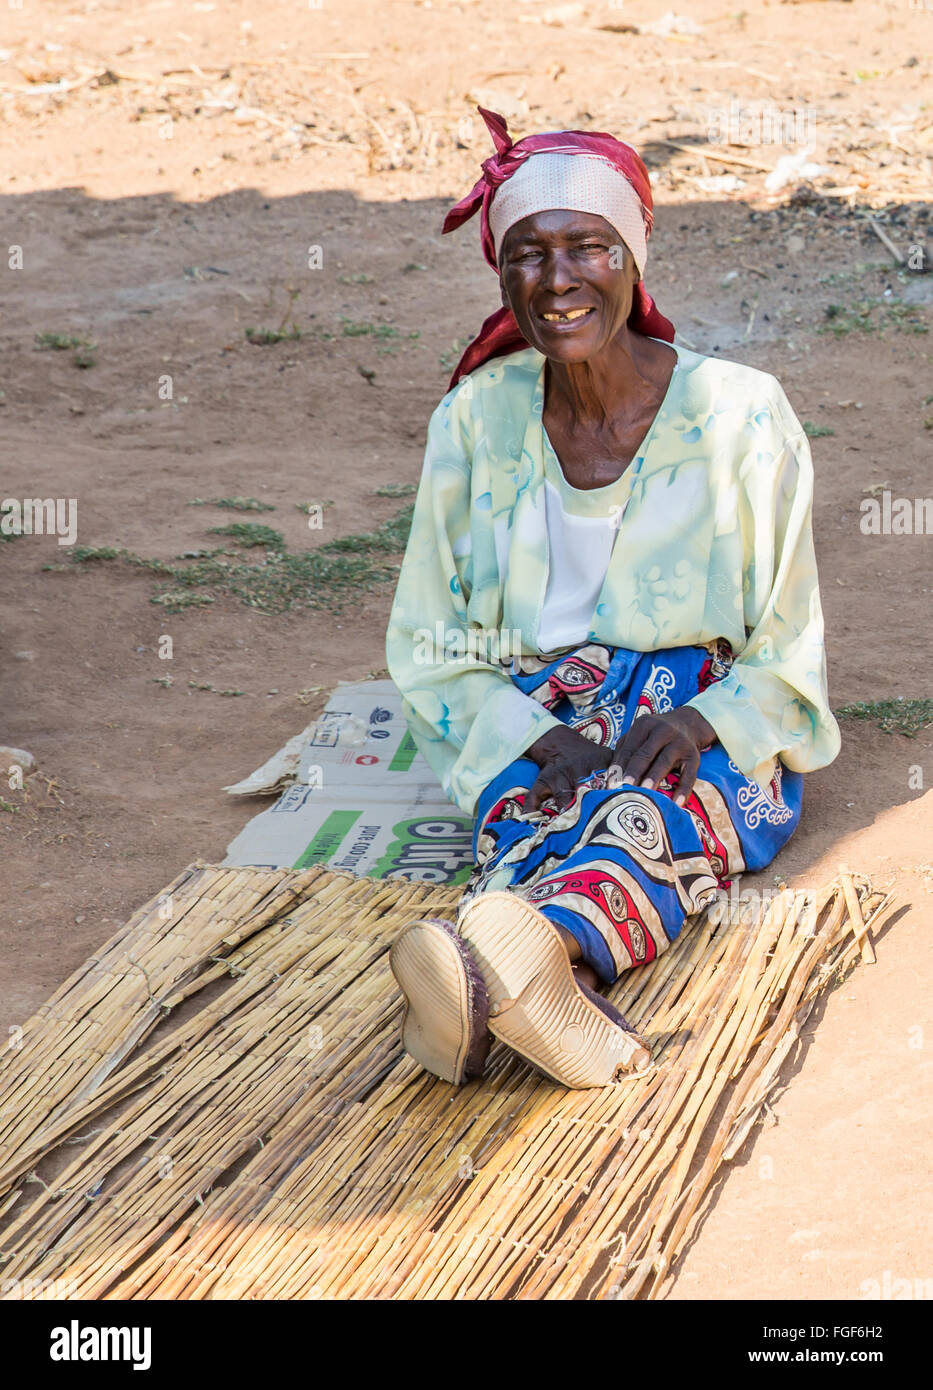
[538,249,580,293]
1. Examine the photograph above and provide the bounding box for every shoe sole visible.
[390,918,490,1084]
[458,891,652,1088]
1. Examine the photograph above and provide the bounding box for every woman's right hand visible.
[523,725,612,813]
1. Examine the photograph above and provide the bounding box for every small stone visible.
[0,745,36,772]
[14,650,35,661]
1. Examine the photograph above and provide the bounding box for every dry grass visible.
[0,863,893,1300]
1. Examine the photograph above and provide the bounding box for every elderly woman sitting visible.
[385,108,840,1090]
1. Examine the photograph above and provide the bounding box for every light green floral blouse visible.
[385,341,841,815]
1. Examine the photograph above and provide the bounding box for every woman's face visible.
[498,210,640,363]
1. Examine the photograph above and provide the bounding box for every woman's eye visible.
[513,243,604,261]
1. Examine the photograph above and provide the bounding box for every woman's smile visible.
[538,306,596,330]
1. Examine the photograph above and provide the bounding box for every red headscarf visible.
[442,106,674,391]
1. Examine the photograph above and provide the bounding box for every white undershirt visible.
[536,479,618,653]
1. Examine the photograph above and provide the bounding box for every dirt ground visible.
[1,0,931,1300]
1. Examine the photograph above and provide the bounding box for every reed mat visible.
[0,862,893,1300]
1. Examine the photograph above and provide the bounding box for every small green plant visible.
[188,497,276,512]
[340,318,396,339]
[820,299,928,337]
[882,302,929,332]
[35,332,97,367]
[802,421,835,438]
[54,545,173,573]
[246,326,302,345]
[317,505,413,556]
[835,698,933,737]
[337,318,420,359]
[816,261,888,288]
[60,506,415,614]
[375,483,417,498]
[151,591,216,608]
[35,332,85,350]
[207,522,285,550]
[68,545,123,562]
[336,272,375,284]
[188,681,243,696]
[246,285,303,344]
[439,337,473,372]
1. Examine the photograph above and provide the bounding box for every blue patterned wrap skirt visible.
[462,641,803,985]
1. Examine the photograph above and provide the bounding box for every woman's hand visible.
[523,725,613,813]
[610,707,716,807]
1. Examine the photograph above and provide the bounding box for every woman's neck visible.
[545,329,671,433]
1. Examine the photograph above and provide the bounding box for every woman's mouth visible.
[537,306,595,329]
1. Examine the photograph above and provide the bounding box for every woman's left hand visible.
[610,707,717,807]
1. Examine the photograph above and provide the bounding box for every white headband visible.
[489,150,648,274]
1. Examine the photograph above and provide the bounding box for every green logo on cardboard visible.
[373,815,473,884]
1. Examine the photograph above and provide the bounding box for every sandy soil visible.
[1,0,931,1299]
